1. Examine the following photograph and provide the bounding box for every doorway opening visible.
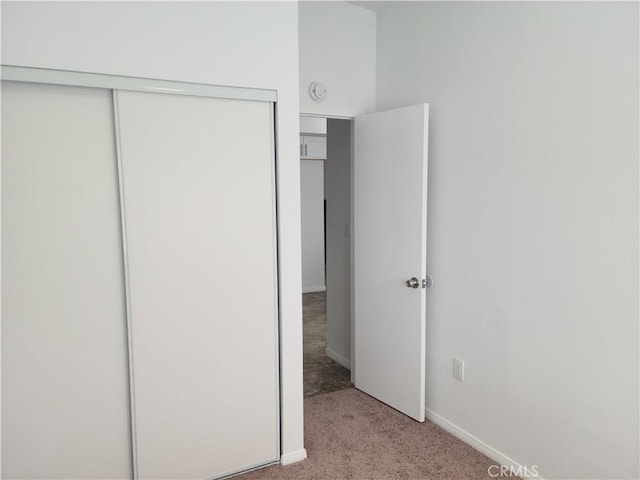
[300,115,354,397]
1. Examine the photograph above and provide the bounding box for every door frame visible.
[301,108,429,393]
[2,65,282,479]
[300,112,357,383]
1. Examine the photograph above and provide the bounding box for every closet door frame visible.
[1,65,282,479]
[1,65,276,102]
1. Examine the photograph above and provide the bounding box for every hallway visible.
[302,292,352,397]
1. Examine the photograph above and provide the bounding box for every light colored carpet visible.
[237,388,502,480]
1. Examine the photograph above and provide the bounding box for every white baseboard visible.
[280,448,307,466]
[325,348,351,369]
[424,408,543,480]
[302,286,326,293]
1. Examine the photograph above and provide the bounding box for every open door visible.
[353,104,429,422]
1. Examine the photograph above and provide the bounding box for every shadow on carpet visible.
[237,388,503,480]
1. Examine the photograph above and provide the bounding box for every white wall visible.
[300,160,326,292]
[1,0,305,463]
[376,3,639,479]
[299,1,376,117]
[325,119,352,369]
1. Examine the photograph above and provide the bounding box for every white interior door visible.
[1,82,133,478]
[353,104,429,422]
[115,91,279,479]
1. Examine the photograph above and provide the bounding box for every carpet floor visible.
[237,388,502,480]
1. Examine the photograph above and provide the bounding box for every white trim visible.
[213,460,280,480]
[300,133,327,139]
[1,65,276,103]
[425,409,544,480]
[302,286,326,293]
[112,90,139,480]
[280,449,307,466]
[325,348,351,369]
[300,112,354,120]
[268,102,282,462]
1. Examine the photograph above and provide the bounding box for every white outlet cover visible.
[453,357,464,381]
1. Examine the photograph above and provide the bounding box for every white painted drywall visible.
[1,0,305,463]
[301,160,326,293]
[299,1,376,118]
[376,3,639,479]
[325,119,352,369]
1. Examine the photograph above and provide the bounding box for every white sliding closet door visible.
[1,82,132,479]
[115,91,279,479]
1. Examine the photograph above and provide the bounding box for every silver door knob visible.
[406,277,420,288]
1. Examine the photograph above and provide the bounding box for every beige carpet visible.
[237,388,503,480]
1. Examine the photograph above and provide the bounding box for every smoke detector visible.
[309,81,327,102]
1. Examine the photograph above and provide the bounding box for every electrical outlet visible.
[453,357,464,381]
